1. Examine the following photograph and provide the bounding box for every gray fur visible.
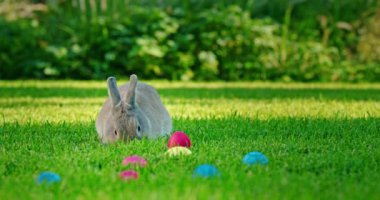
[107,77,121,107]
[95,75,172,143]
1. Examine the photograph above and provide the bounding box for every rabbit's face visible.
[111,103,142,141]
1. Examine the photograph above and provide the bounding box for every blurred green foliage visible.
[0,0,379,81]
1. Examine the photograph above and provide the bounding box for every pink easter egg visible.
[167,131,191,149]
[122,155,147,167]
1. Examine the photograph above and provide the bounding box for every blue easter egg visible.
[193,164,220,178]
[37,172,61,184]
[242,151,269,165]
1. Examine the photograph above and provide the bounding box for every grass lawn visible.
[0,80,379,199]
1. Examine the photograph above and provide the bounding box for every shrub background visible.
[0,0,379,82]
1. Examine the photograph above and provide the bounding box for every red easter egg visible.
[119,170,139,181]
[167,131,191,148]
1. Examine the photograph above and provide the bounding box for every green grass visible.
[0,81,379,199]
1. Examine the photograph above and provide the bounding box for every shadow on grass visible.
[0,86,380,101]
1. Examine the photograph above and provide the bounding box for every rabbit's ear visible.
[126,74,137,108]
[107,77,121,107]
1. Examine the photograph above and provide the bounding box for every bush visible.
[0,1,379,82]
[0,18,47,79]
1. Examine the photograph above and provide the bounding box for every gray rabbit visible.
[96,75,172,143]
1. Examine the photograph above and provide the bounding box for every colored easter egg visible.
[119,170,139,181]
[193,164,220,178]
[122,155,147,167]
[37,172,61,184]
[166,146,192,157]
[167,131,191,148]
[242,151,269,166]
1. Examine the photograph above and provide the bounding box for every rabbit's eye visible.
[137,126,141,132]
[114,130,118,135]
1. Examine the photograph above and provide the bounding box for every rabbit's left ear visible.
[126,74,137,108]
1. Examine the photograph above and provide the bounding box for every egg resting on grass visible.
[122,155,147,167]
[166,146,192,157]
[37,172,61,184]
[242,151,269,165]
[119,170,139,181]
[167,131,191,148]
[193,164,220,178]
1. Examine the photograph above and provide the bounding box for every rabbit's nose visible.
[128,134,137,140]
[122,132,136,142]
[118,131,127,141]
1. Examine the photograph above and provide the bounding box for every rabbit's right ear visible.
[126,74,137,108]
[107,77,121,107]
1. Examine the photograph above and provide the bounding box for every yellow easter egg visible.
[166,146,192,157]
